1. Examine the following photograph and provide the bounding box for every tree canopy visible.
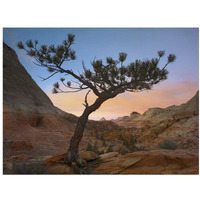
[18,34,176,103]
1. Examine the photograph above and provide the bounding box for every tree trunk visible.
[64,96,106,165]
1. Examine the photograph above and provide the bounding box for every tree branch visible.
[83,90,91,108]
[37,72,58,81]
[55,88,83,93]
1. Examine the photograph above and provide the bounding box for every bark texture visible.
[64,96,107,165]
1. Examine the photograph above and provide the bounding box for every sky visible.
[3,28,199,120]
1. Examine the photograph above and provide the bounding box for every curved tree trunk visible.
[64,96,106,165]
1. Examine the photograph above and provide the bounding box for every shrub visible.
[120,148,129,155]
[12,159,48,174]
[107,145,113,153]
[97,150,104,155]
[86,141,104,155]
[100,134,104,141]
[93,140,98,152]
[86,142,93,151]
[119,134,137,152]
[96,158,102,164]
[159,139,177,150]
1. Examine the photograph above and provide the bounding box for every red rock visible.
[80,151,99,161]
[100,152,118,161]
[71,162,76,167]
[45,152,66,166]
[47,164,67,174]
[93,149,199,174]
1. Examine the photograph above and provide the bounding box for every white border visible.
[1,1,199,200]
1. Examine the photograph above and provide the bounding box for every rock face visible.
[3,43,132,163]
[142,108,164,119]
[178,90,199,115]
[114,91,199,152]
[3,43,78,159]
[114,91,198,124]
[93,149,198,174]
[130,111,141,119]
[3,43,56,114]
[141,91,199,120]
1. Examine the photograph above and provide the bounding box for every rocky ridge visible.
[3,43,132,161]
[113,91,199,151]
[3,43,199,174]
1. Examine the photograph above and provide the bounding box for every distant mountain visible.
[130,111,141,119]
[140,91,199,120]
[99,117,106,121]
[115,91,199,122]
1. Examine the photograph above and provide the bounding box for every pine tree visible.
[17,34,176,165]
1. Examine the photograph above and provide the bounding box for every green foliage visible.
[107,145,113,153]
[119,134,137,152]
[98,150,104,155]
[27,49,36,56]
[26,40,34,48]
[86,142,93,151]
[48,67,55,72]
[168,54,176,63]
[49,45,56,53]
[18,34,176,108]
[86,141,104,155]
[106,57,117,65]
[12,159,48,174]
[100,134,105,142]
[96,158,102,164]
[17,41,24,49]
[85,70,92,79]
[53,82,59,88]
[67,81,71,87]
[60,78,65,82]
[68,34,75,44]
[52,88,58,94]
[70,50,76,60]
[93,140,98,152]
[17,34,77,73]
[119,52,127,62]
[159,139,177,150]
[158,50,165,58]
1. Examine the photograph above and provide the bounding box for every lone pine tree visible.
[18,34,176,165]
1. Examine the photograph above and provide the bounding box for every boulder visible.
[100,152,119,162]
[93,149,199,174]
[80,151,99,161]
[45,152,66,166]
[95,153,142,174]
[130,111,141,119]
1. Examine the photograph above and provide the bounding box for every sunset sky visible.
[3,28,199,120]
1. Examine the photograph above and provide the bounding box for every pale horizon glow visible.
[48,80,198,120]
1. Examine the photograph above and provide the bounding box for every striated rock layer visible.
[3,43,199,174]
[3,43,77,158]
[93,150,199,174]
[3,43,128,160]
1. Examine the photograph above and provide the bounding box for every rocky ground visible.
[3,43,199,174]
